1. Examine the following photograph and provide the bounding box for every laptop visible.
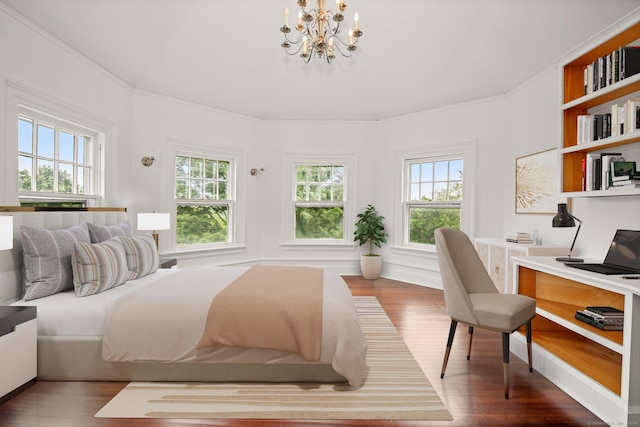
[565,229,640,275]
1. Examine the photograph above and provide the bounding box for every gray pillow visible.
[88,221,133,243]
[21,223,90,301]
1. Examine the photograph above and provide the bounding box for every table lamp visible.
[137,212,170,247]
[0,216,13,251]
[552,203,583,263]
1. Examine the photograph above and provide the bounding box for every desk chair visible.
[434,227,536,399]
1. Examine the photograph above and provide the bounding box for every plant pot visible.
[360,254,382,280]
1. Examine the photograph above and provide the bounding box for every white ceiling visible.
[2,0,639,121]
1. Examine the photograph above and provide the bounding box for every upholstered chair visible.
[434,227,536,399]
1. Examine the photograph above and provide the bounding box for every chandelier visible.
[280,0,363,63]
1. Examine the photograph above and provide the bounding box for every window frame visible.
[168,138,245,254]
[282,153,357,248]
[403,156,464,247]
[17,109,101,205]
[3,82,114,206]
[394,141,476,252]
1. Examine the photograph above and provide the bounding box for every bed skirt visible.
[37,336,346,383]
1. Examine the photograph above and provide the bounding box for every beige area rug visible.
[95,296,452,421]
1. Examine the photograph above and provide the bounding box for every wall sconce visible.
[250,168,265,176]
[0,216,13,251]
[141,156,155,167]
[137,212,170,247]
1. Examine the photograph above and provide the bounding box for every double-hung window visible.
[17,109,101,206]
[403,156,464,245]
[294,164,346,240]
[174,154,235,247]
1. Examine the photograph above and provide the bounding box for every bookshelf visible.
[560,17,640,197]
[511,256,640,426]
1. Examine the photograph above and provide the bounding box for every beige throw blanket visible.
[102,267,368,386]
[197,266,323,361]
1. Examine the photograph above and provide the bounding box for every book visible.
[600,153,624,189]
[611,175,631,183]
[593,158,602,190]
[627,98,640,133]
[609,182,640,189]
[621,46,640,80]
[575,310,624,331]
[505,232,532,243]
[585,306,624,317]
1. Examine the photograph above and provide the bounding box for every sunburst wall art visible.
[515,148,566,214]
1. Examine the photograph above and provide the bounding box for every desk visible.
[511,256,640,426]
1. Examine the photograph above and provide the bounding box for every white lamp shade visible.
[0,216,14,251]
[137,212,170,231]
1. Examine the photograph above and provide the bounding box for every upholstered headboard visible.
[0,207,128,305]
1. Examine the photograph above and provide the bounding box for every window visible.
[174,154,234,247]
[403,157,463,245]
[294,164,345,240]
[17,110,100,206]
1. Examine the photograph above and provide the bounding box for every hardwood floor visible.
[0,276,603,426]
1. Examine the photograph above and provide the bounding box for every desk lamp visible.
[552,203,583,263]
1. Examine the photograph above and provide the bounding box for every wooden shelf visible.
[522,322,622,396]
[517,266,624,396]
[536,299,623,349]
[560,20,640,196]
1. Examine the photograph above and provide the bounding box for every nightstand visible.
[159,258,177,269]
[0,306,37,403]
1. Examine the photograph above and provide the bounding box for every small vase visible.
[360,254,382,279]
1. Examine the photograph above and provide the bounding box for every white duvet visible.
[13,267,367,386]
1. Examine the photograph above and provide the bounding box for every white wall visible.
[130,92,263,265]
[0,6,134,207]
[1,4,638,286]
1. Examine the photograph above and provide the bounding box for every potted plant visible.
[354,204,388,279]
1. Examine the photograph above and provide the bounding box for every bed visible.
[0,207,367,386]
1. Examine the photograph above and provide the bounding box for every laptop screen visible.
[604,230,640,270]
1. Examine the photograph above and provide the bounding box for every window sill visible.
[390,245,437,257]
[280,242,359,251]
[161,244,247,258]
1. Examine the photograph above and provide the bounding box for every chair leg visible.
[526,320,533,373]
[466,326,474,360]
[441,320,457,379]
[502,332,510,399]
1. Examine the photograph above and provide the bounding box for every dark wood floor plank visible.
[0,276,602,426]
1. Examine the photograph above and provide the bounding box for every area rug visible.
[95,296,452,421]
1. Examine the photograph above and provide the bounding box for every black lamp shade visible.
[552,203,575,228]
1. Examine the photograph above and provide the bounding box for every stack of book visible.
[583,45,640,96]
[610,160,640,188]
[575,306,624,330]
[506,232,532,243]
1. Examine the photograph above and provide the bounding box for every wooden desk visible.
[511,256,640,426]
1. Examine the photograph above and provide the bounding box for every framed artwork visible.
[515,148,566,214]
